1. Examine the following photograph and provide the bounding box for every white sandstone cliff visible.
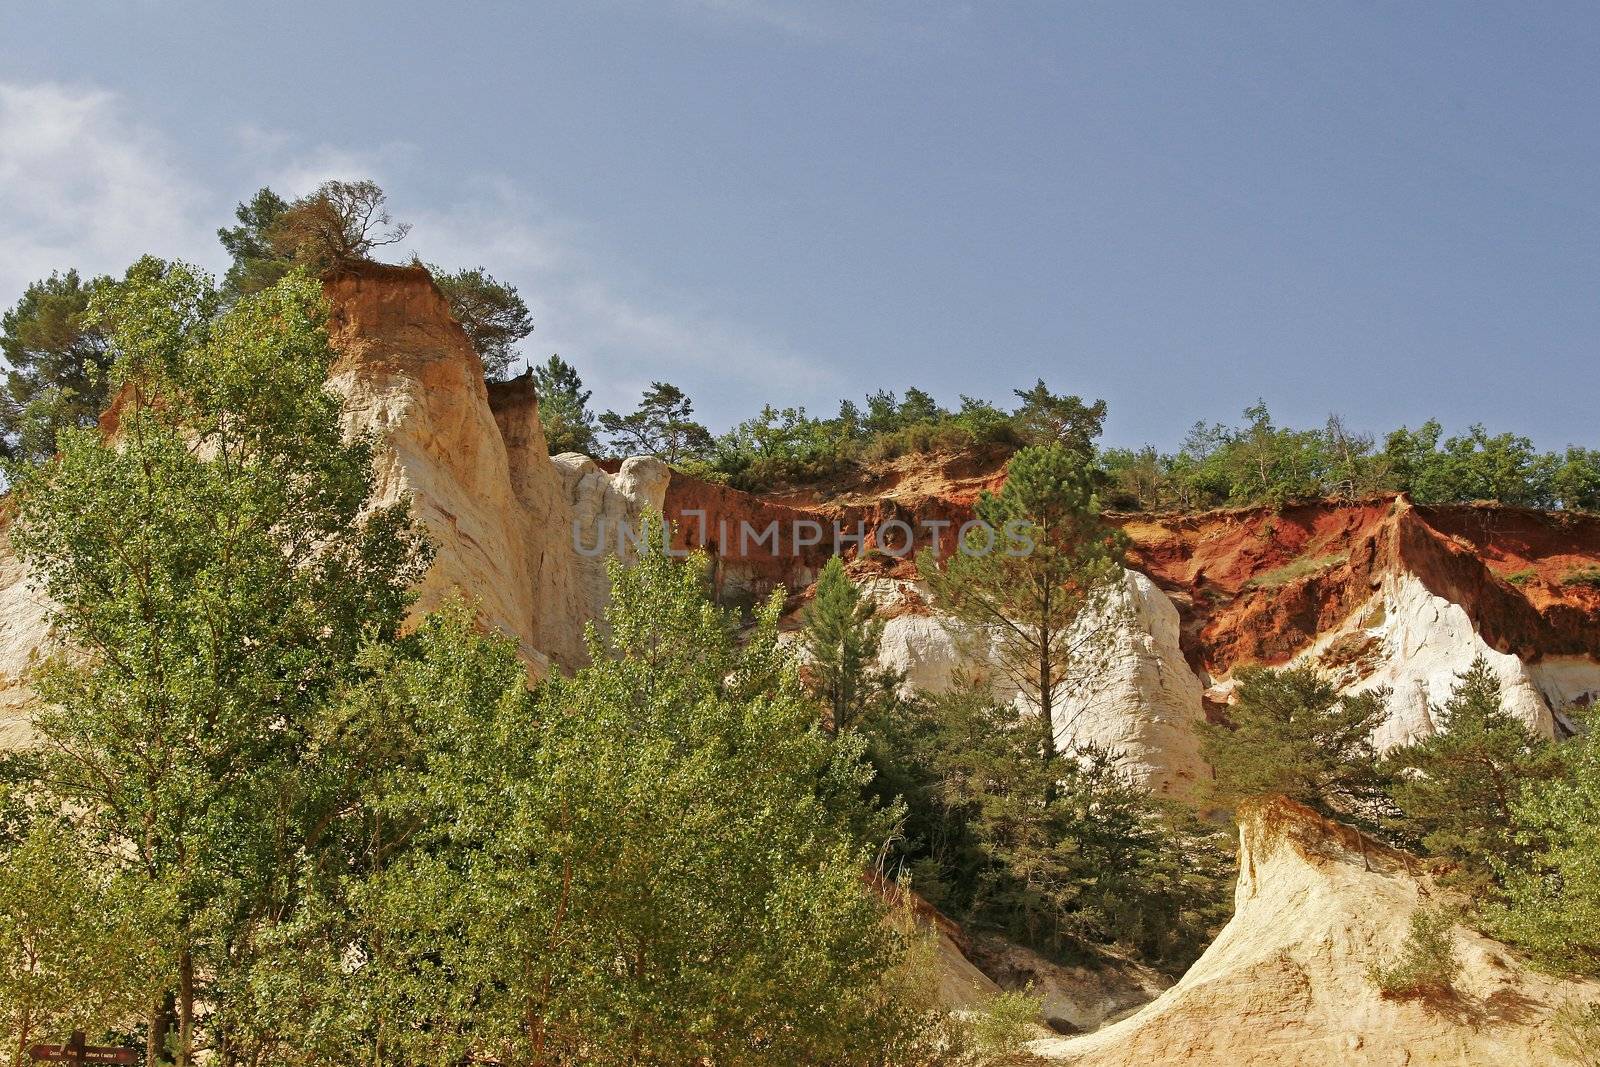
[1031,796,1600,1065]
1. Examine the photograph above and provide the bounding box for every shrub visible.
[1561,566,1600,589]
[965,988,1043,1060]
[1368,905,1460,998]
[1553,1000,1600,1066]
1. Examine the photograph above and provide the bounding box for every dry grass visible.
[1245,552,1349,590]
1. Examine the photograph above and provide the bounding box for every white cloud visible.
[0,85,821,426]
[0,82,220,302]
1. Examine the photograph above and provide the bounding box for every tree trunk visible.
[177,949,195,1067]
[148,991,175,1064]
[1039,635,1058,804]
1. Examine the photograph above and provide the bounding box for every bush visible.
[965,988,1043,1060]
[1553,1000,1600,1067]
[1561,566,1600,589]
[1367,905,1460,998]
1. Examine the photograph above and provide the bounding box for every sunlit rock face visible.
[867,569,1207,799]
[1028,797,1600,1065]
[323,263,666,675]
[2,265,1597,794]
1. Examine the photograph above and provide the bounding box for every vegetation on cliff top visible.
[4,175,1597,513]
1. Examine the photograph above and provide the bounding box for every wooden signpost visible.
[28,1031,137,1064]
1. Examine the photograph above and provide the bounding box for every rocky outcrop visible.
[0,266,668,736]
[323,264,666,674]
[1118,496,1600,683]
[865,570,1209,798]
[0,522,50,747]
[1030,797,1600,1065]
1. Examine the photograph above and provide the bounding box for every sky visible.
[1,1,1596,451]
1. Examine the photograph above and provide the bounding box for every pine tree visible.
[920,443,1124,772]
[1201,664,1391,824]
[1384,657,1561,889]
[532,353,600,456]
[1010,379,1107,452]
[599,381,713,463]
[801,556,900,734]
[0,270,116,464]
[428,265,534,379]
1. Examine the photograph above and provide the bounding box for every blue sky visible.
[2,2,1596,450]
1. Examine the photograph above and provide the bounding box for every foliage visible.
[5,261,427,1065]
[1367,905,1460,999]
[0,269,116,463]
[217,180,409,297]
[599,380,714,464]
[267,179,411,274]
[532,353,600,456]
[1011,379,1106,452]
[964,988,1043,1059]
[1561,565,1600,589]
[1201,665,1392,826]
[920,443,1125,766]
[344,545,941,1065]
[1243,551,1348,590]
[1489,715,1600,976]
[216,187,292,298]
[427,264,534,379]
[1382,658,1561,891]
[0,816,165,1066]
[801,555,901,734]
[1384,420,1556,507]
[903,683,1232,964]
[709,403,853,490]
[1552,999,1600,1067]
[1099,402,1600,513]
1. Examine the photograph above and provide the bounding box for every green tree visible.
[218,181,408,297]
[1553,447,1600,512]
[1010,380,1106,453]
[0,270,116,463]
[428,265,534,379]
[599,381,713,463]
[1383,658,1561,890]
[902,681,1231,963]
[6,260,426,1065]
[897,386,944,425]
[921,443,1124,772]
[1490,717,1600,976]
[801,556,900,734]
[349,544,941,1065]
[216,187,292,298]
[0,816,164,1066]
[1201,664,1391,824]
[532,354,600,456]
[1383,421,1558,506]
[1367,905,1460,999]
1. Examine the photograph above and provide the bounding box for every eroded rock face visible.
[1273,570,1600,748]
[323,264,666,674]
[869,569,1209,798]
[723,472,1600,798]
[0,525,50,747]
[1030,797,1600,1065]
[0,266,668,736]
